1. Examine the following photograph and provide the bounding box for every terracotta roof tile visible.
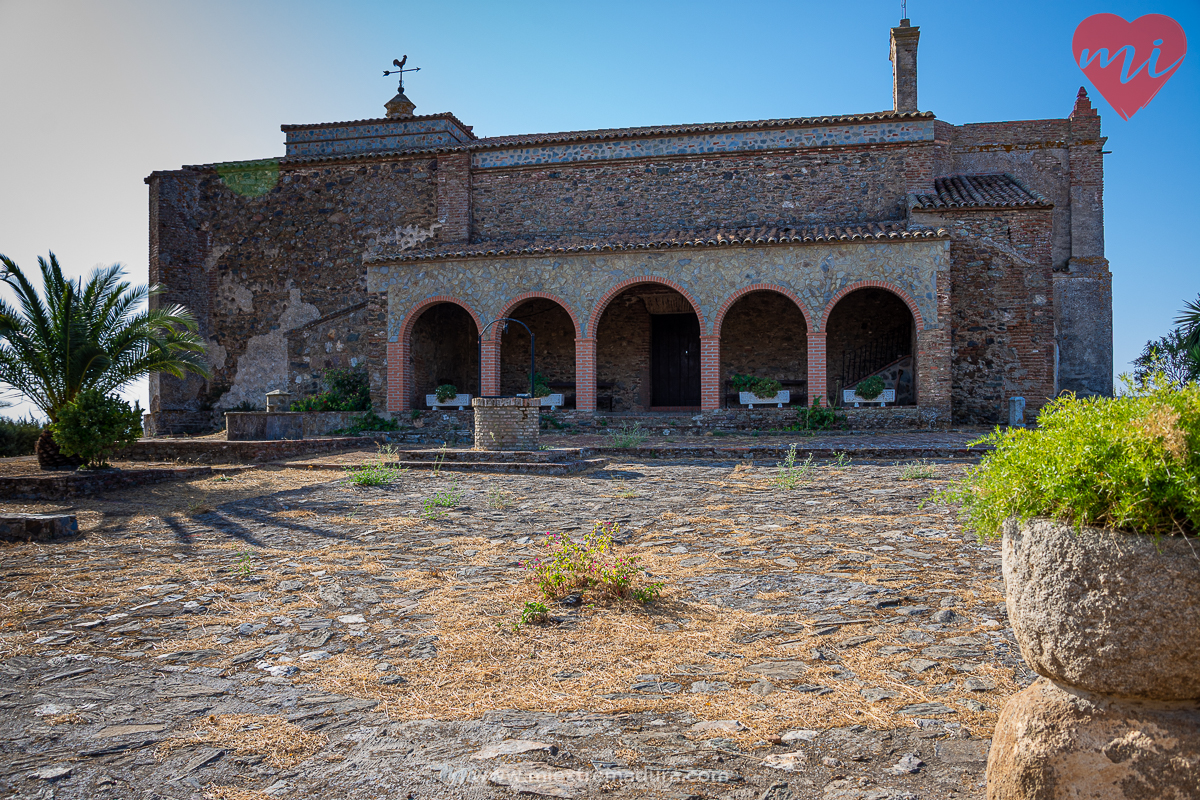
[910,173,1051,210]
[369,223,949,264]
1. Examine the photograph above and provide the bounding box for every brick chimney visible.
[890,18,920,113]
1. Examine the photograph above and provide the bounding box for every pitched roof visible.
[368,223,949,264]
[909,173,1051,210]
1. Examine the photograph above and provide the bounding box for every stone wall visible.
[596,289,654,412]
[286,301,372,400]
[824,287,915,406]
[917,208,1056,423]
[718,290,809,406]
[409,302,480,407]
[146,157,441,430]
[471,147,912,238]
[499,298,576,397]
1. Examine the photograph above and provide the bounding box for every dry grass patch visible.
[158,714,327,768]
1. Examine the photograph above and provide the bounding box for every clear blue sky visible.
[1,0,1197,420]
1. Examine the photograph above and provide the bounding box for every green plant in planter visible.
[732,374,783,399]
[532,373,553,398]
[50,389,143,469]
[855,375,886,401]
[930,373,1200,539]
[435,384,458,403]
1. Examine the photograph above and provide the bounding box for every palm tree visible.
[0,252,210,468]
[1174,294,1200,381]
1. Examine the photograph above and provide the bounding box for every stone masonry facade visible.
[145,18,1111,434]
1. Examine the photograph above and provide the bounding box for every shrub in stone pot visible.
[935,375,1200,799]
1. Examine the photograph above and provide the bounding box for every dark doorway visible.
[651,314,701,407]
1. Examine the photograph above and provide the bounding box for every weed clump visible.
[605,423,648,448]
[898,459,937,481]
[345,444,406,487]
[931,375,1200,538]
[774,443,814,489]
[523,522,663,603]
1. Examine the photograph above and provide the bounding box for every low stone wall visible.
[0,467,216,501]
[225,412,362,441]
[473,397,539,450]
[144,410,219,437]
[122,437,371,464]
[537,405,930,436]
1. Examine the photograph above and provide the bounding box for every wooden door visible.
[651,314,701,406]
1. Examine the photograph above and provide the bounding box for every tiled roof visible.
[910,173,1051,210]
[369,223,949,264]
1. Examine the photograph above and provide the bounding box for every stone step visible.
[389,457,607,475]
[386,448,581,463]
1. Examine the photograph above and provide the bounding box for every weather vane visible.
[383,55,420,92]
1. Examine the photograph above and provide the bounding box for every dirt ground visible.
[0,448,1016,800]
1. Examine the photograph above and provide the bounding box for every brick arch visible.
[388,295,485,414]
[586,276,705,337]
[714,283,813,337]
[486,292,583,342]
[819,280,926,331]
[398,295,484,342]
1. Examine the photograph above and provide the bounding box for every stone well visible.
[472,397,539,451]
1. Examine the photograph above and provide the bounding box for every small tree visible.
[51,389,143,468]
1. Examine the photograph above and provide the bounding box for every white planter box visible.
[426,393,472,410]
[739,390,790,408]
[538,393,565,411]
[843,388,895,407]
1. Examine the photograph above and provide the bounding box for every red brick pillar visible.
[575,337,596,412]
[807,332,827,406]
[480,337,500,397]
[436,153,471,243]
[387,339,407,414]
[700,335,721,411]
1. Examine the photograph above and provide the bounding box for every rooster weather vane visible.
[383,55,420,92]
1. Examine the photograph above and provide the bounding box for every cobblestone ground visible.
[0,452,1023,800]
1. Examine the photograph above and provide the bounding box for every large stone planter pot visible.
[987,517,1200,799]
[1001,517,1200,701]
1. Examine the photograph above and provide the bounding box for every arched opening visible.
[499,298,577,404]
[825,288,916,406]
[408,302,479,407]
[719,290,808,407]
[596,284,701,411]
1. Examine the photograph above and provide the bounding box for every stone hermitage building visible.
[145,18,1112,434]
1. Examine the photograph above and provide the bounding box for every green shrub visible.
[435,383,458,403]
[51,389,142,468]
[290,368,371,412]
[732,374,784,399]
[855,375,886,401]
[787,397,848,432]
[931,376,1200,538]
[0,416,43,457]
[335,409,401,434]
[523,522,664,603]
[532,372,552,398]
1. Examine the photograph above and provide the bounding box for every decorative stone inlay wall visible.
[373,241,946,340]
[473,397,539,451]
[470,119,936,169]
[374,240,949,417]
